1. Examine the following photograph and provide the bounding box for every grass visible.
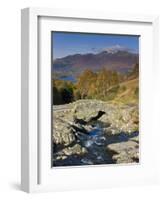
[109,78,139,105]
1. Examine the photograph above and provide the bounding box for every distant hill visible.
[53,50,139,79]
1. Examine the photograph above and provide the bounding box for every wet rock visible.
[55,155,68,160]
[62,144,87,156]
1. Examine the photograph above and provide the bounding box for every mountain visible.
[53,50,139,80]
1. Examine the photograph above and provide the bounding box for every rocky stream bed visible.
[52,100,139,167]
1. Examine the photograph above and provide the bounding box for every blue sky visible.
[52,32,139,59]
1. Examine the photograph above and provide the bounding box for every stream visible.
[79,124,115,165]
[53,122,139,167]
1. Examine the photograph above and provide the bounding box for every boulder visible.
[53,119,75,146]
[107,140,139,164]
[62,144,87,156]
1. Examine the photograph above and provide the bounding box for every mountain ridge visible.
[53,50,139,78]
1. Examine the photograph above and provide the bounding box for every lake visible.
[59,75,76,83]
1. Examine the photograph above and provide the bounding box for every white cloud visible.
[104,45,136,54]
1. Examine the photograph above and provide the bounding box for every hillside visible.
[113,78,139,104]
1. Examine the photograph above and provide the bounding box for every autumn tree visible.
[94,68,119,99]
[76,68,119,100]
[53,68,121,104]
[76,69,97,99]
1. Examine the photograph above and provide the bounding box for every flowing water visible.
[80,124,115,165]
[53,122,139,167]
[53,123,115,166]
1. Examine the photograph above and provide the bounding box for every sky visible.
[52,32,139,59]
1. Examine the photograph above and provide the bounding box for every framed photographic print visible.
[52,31,140,167]
[21,8,159,193]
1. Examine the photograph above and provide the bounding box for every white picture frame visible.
[21,7,159,193]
